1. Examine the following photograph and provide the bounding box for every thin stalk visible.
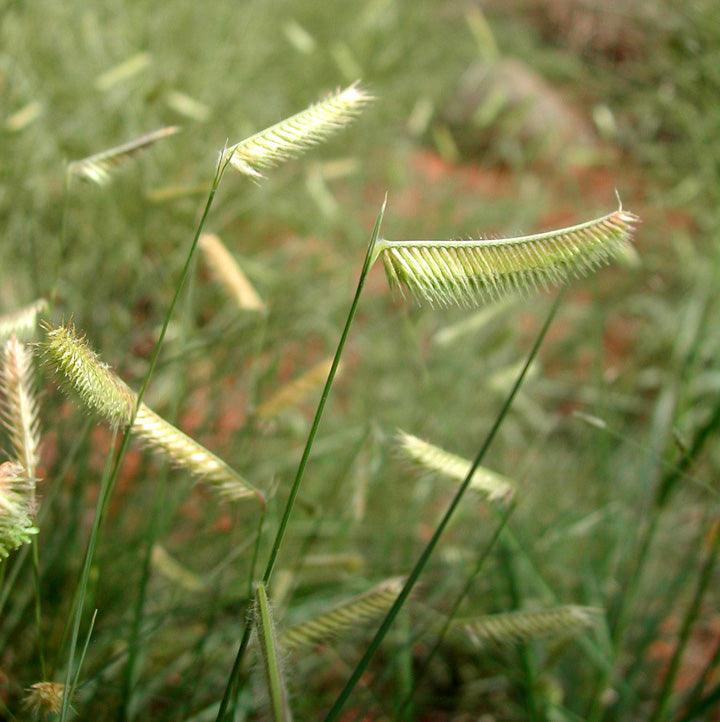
[247,508,267,599]
[214,198,387,722]
[394,503,515,718]
[254,582,292,721]
[60,152,230,721]
[30,538,46,678]
[323,291,564,721]
[650,524,720,722]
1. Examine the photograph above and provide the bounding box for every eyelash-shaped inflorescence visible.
[42,324,264,505]
[375,208,639,307]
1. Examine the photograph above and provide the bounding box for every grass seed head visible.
[227,82,373,178]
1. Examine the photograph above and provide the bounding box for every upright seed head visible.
[226,82,373,179]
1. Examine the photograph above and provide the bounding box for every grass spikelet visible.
[23,682,67,716]
[375,207,639,307]
[42,324,263,504]
[133,405,261,502]
[397,431,514,502]
[256,358,336,420]
[0,461,37,558]
[95,51,152,91]
[254,582,293,721]
[42,324,135,427]
[0,299,48,343]
[226,83,372,178]
[456,605,601,648]
[280,577,404,651]
[199,233,266,312]
[67,126,180,185]
[1,337,41,502]
[151,545,206,592]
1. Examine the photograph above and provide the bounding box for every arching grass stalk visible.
[214,199,387,722]
[59,151,231,721]
[394,503,515,718]
[323,291,563,721]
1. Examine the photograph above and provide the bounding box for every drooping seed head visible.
[23,682,66,716]
[377,208,640,308]
[42,323,135,426]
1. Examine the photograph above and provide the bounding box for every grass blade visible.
[215,198,387,721]
[323,291,563,721]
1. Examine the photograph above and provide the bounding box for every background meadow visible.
[1,0,719,719]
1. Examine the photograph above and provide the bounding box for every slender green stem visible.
[650,524,720,722]
[394,503,515,718]
[214,198,387,722]
[30,537,46,679]
[247,508,267,599]
[254,582,291,721]
[60,153,229,720]
[323,292,563,721]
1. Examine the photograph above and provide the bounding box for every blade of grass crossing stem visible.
[324,291,563,721]
[215,197,387,722]
[61,153,230,722]
[394,503,515,718]
[650,523,720,722]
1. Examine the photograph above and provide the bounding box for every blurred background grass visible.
[1,0,719,719]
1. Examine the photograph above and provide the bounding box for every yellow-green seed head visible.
[42,324,135,427]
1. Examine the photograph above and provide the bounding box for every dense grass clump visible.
[0,1,718,721]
